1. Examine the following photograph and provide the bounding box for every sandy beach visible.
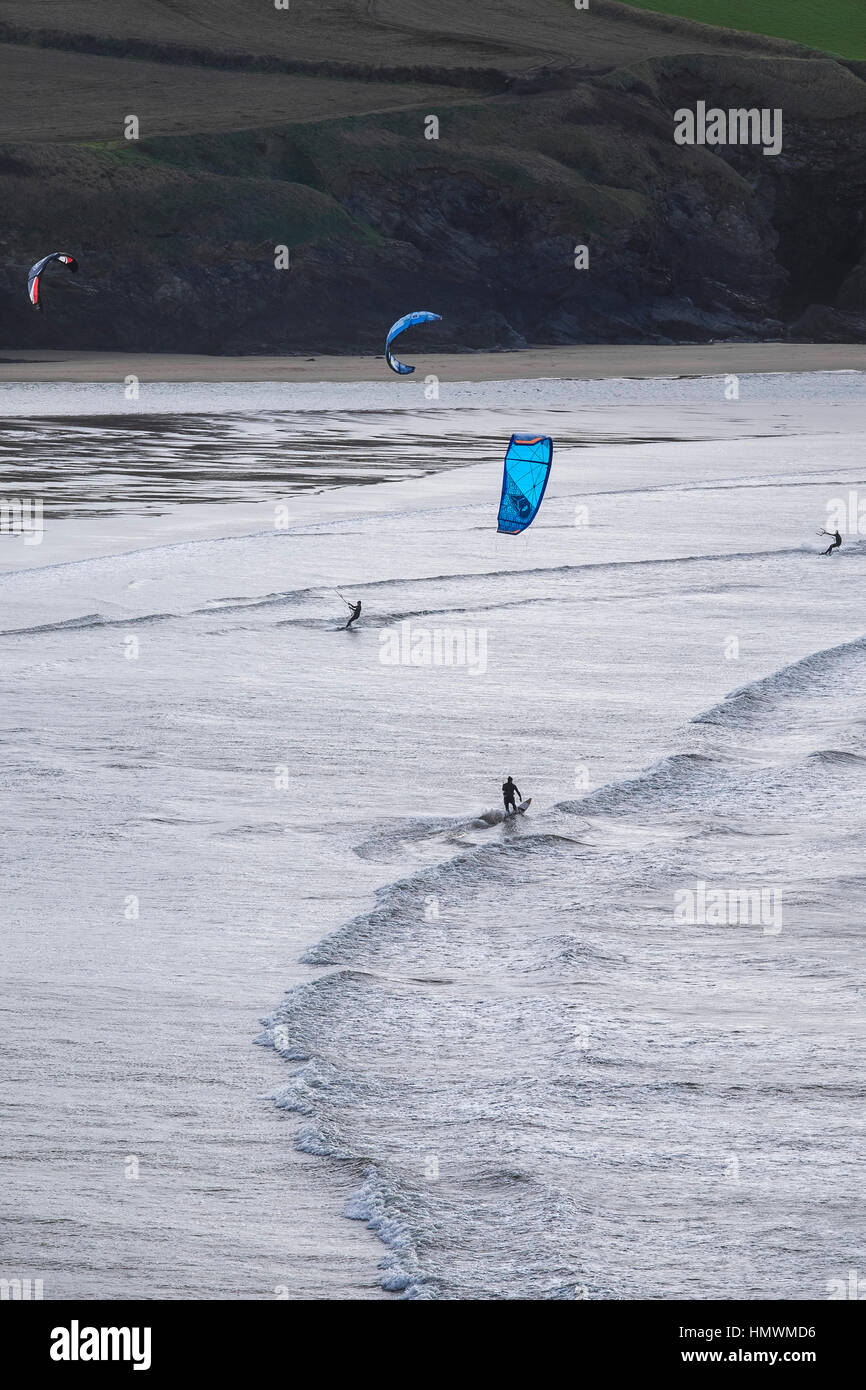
[0,343,863,383]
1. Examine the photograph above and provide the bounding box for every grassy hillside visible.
[0,1,822,149]
[0,1,809,76]
[0,45,481,144]
[621,1,866,61]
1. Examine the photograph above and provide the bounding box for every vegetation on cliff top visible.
[620,2,866,62]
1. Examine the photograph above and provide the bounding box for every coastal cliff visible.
[1,1,863,351]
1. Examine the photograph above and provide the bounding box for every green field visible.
[621,0,866,60]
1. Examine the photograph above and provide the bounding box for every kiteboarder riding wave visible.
[502,776,521,815]
[822,529,842,556]
[344,600,362,629]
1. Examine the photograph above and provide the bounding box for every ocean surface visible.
[1,370,865,1299]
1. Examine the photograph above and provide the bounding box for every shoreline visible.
[0,343,863,384]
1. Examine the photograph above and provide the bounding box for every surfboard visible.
[506,799,531,816]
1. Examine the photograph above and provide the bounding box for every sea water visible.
[1,371,864,1298]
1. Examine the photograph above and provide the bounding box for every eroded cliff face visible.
[1,49,864,351]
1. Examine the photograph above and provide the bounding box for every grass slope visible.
[0,1,828,147]
[0,45,481,144]
[620,1,866,61]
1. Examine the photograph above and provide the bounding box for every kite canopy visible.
[385,310,441,374]
[27,252,78,311]
[496,434,553,534]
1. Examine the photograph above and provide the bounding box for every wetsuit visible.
[345,601,362,629]
[823,530,842,556]
[502,779,521,814]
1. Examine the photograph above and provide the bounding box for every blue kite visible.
[385,310,441,375]
[496,434,553,533]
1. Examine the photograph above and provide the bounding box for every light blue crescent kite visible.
[385,310,442,374]
[497,434,553,533]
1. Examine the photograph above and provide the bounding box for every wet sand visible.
[0,344,863,383]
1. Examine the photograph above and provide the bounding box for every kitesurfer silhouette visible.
[822,529,842,556]
[502,776,521,815]
[344,599,362,629]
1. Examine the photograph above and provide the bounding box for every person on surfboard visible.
[502,776,521,816]
[820,528,842,556]
[344,599,362,629]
